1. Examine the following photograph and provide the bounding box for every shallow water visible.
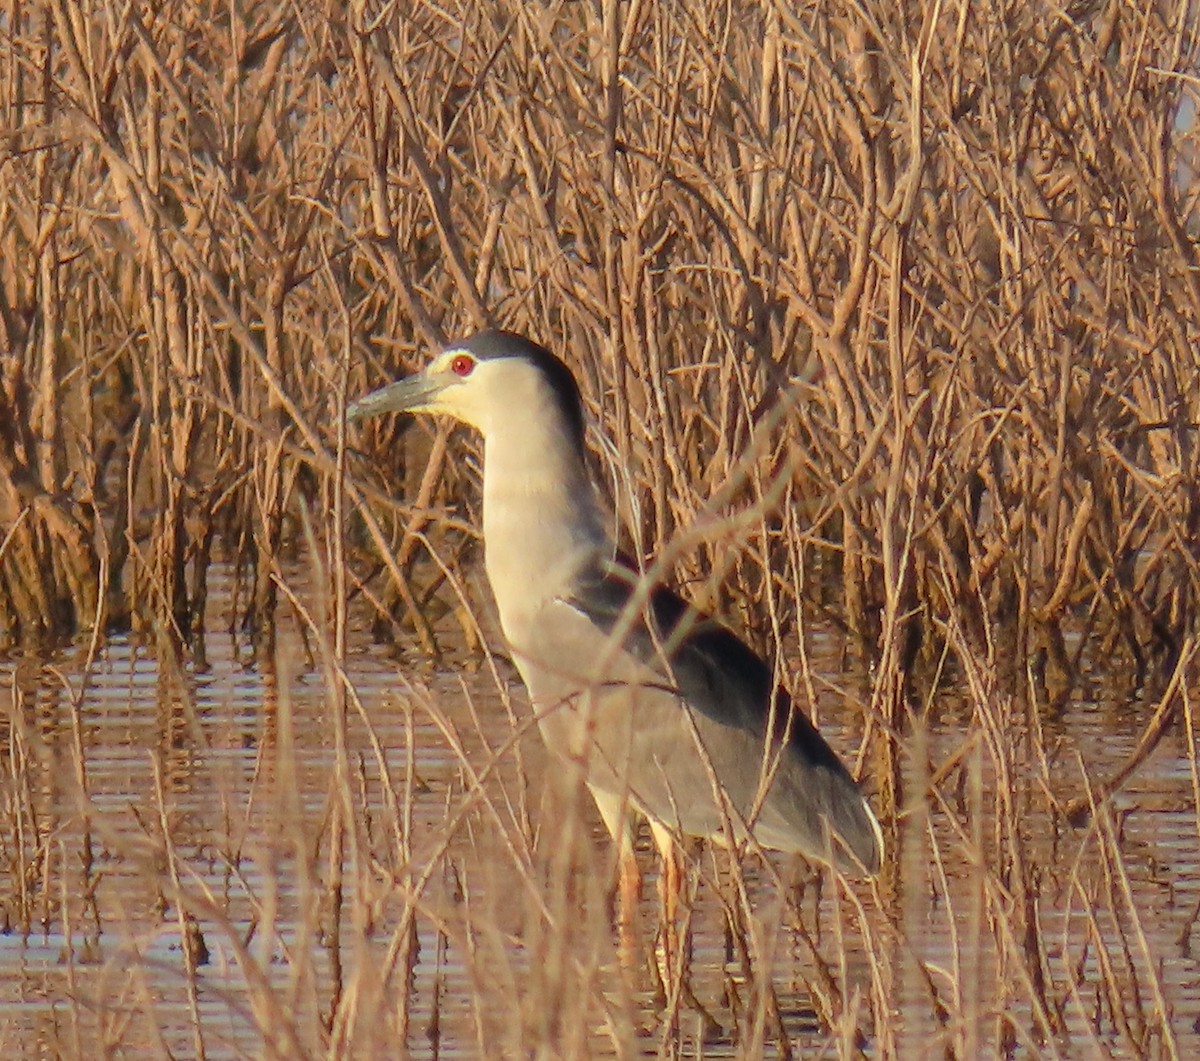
[1,577,1198,1059]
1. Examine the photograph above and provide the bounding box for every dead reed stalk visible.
[1,1,1199,1057]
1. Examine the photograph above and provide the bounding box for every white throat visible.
[480,406,607,637]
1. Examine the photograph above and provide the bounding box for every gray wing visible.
[566,554,882,872]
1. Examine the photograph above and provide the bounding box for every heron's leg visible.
[616,832,642,966]
[591,788,641,968]
[649,821,683,999]
[649,824,724,1040]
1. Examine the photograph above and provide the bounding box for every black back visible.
[568,554,852,778]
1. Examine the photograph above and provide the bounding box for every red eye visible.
[450,354,475,377]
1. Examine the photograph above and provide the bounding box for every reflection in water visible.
[1,604,1198,1059]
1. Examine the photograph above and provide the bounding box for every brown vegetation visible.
[1,1,1198,1057]
[1,0,1197,673]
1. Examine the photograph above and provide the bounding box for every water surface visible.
[1,579,1197,1058]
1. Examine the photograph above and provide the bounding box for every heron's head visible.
[349,330,585,452]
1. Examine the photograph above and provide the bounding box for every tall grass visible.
[1,1,1196,670]
[1,1,1198,1057]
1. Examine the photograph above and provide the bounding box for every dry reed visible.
[2,1,1199,1058]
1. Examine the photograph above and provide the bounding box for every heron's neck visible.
[481,417,606,633]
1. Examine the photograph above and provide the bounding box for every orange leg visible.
[650,823,683,1003]
[649,827,722,1039]
[591,789,644,971]
[616,838,642,968]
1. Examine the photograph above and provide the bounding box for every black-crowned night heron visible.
[350,330,882,952]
